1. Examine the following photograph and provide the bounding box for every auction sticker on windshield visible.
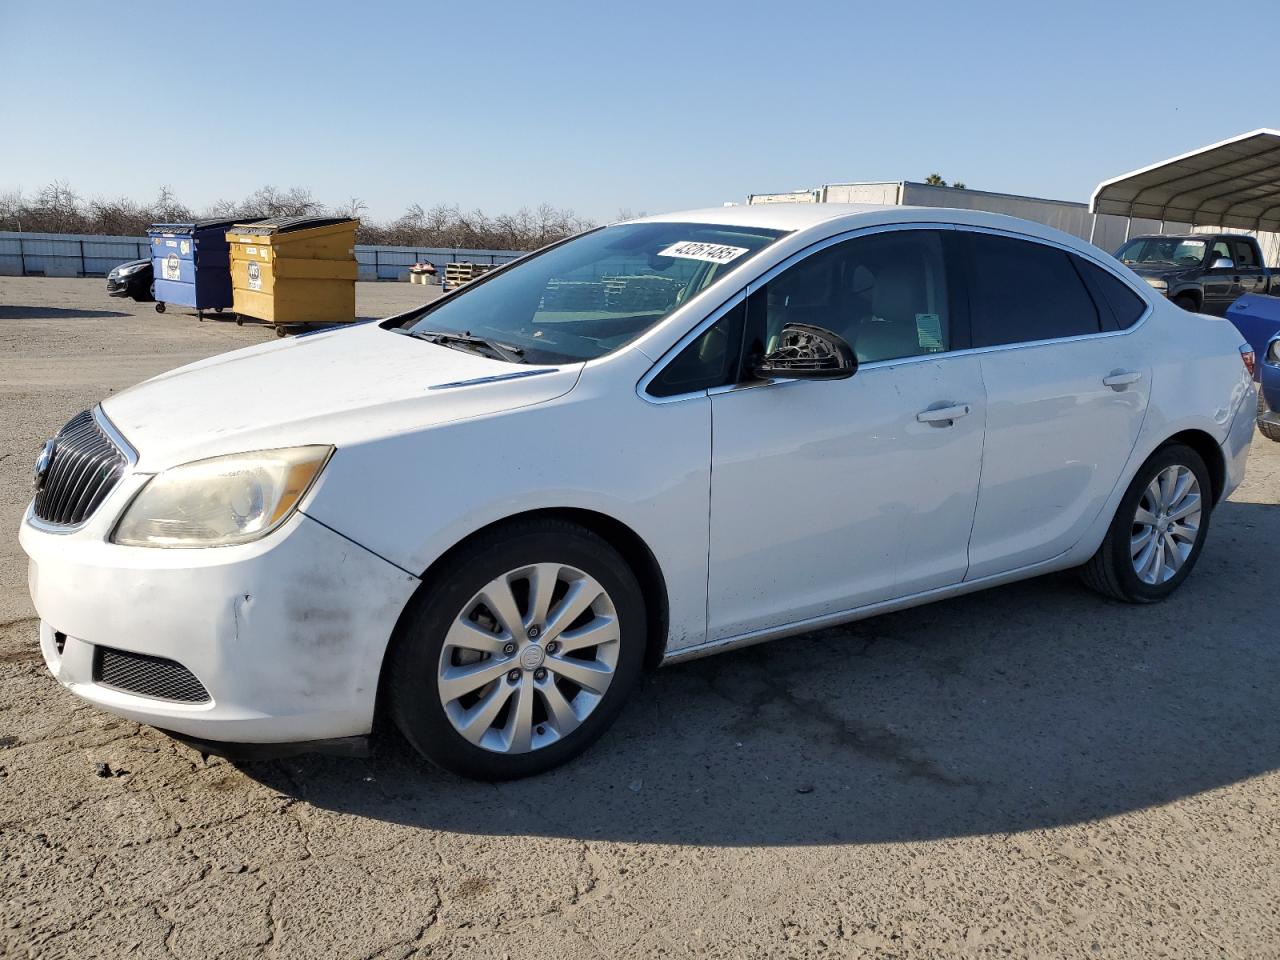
[658,241,750,264]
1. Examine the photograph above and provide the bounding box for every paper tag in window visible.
[657,241,749,264]
[915,313,943,352]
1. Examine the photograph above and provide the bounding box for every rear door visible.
[960,230,1151,580]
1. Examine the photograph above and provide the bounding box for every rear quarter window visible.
[1074,257,1148,330]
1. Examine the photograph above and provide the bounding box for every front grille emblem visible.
[33,439,55,492]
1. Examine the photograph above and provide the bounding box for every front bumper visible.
[21,505,419,746]
[106,274,145,298]
[1261,361,1280,422]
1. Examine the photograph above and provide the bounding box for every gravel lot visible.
[2,277,1278,959]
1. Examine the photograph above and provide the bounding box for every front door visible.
[1231,238,1266,298]
[706,228,986,641]
[1202,237,1240,315]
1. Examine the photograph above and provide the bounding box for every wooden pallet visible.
[444,262,495,288]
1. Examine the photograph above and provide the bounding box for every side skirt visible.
[660,551,1076,666]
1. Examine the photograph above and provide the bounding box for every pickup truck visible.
[1114,233,1271,315]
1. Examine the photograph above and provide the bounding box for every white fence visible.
[0,232,525,281]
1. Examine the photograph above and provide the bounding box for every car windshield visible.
[1116,237,1206,266]
[400,221,788,363]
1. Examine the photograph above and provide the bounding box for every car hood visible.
[101,322,582,471]
[1127,263,1186,279]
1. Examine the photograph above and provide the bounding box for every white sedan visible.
[20,205,1257,779]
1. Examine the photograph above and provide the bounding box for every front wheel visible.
[1173,293,1199,313]
[386,519,646,780]
[154,301,166,314]
[1081,443,1211,603]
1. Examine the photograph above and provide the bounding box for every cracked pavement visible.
[2,278,1279,959]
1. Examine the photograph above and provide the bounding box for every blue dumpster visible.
[148,219,241,319]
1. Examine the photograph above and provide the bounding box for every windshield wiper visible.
[394,328,525,363]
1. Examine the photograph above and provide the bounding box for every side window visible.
[1074,257,1148,330]
[1231,239,1258,268]
[1209,239,1232,264]
[647,301,745,398]
[965,233,1100,346]
[757,230,953,364]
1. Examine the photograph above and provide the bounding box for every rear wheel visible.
[1081,443,1211,603]
[387,519,646,780]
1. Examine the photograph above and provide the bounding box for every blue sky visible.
[1,0,1270,224]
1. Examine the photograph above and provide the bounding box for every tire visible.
[1173,293,1199,313]
[387,518,647,780]
[154,301,165,314]
[1259,389,1280,442]
[1081,443,1212,603]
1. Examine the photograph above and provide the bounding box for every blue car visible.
[1260,331,1280,442]
[1226,294,1280,442]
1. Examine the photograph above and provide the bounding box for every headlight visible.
[116,262,148,276]
[112,446,333,548]
[1270,339,1280,363]
[1143,277,1168,292]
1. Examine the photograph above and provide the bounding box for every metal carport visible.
[1090,129,1280,242]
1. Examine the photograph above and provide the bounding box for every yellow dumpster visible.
[225,216,359,332]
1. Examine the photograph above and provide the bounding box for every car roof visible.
[1124,234,1213,241]
[624,203,894,231]
[624,203,1110,261]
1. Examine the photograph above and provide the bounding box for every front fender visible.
[304,380,714,653]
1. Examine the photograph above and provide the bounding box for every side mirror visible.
[1211,257,1236,270]
[753,322,857,381]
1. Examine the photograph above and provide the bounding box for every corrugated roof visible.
[1091,129,1280,231]
[231,216,357,233]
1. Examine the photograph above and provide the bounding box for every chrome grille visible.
[93,647,211,704]
[32,410,127,526]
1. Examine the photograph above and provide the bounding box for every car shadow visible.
[0,305,134,320]
[239,498,1280,847]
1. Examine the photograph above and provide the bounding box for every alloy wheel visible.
[436,563,620,754]
[1130,464,1202,585]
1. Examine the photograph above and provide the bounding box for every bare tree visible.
[1,180,595,250]
[336,196,368,219]
[152,185,192,223]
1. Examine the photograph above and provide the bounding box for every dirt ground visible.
[1,277,1278,959]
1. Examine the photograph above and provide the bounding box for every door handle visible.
[916,403,971,425]
[1103,370,1143,390]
